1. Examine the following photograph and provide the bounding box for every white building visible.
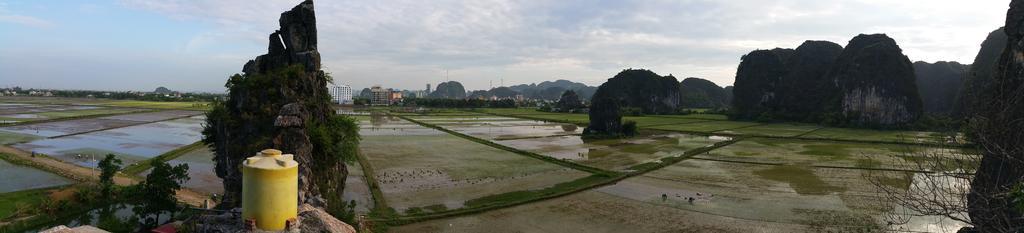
[328,84,353,105]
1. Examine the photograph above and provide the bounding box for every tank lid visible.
[244,148,298,170]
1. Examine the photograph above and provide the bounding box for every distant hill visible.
[507,79,597,100]
[678,77,728,109]
[468,86,519,99]
[429,81,467,99]
[914,61,968,115]
[154,86,173,94]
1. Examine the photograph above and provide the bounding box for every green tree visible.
[130,160,189,228]
[97,154,122,199]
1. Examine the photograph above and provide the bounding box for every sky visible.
[0,0,1009,93]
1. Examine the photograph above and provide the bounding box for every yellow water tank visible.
[242,149,299,231]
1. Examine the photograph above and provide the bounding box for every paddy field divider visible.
[122,141,205,175]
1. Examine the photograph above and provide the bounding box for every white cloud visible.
[116,0,1008,90]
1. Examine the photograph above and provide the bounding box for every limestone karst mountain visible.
[775,41,844,121]
[202,0,350,210]
[678,77,728,109]
[827,34,922,126]
[586,69,680,136]
[429,81,467,99]
[731,35,922,127]
[913,61,968,115]
[954,27,1008,118]
[508,79,598,100]
[963,3,1024,230]
[731,48,793,120]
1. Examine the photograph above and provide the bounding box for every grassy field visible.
[646,120,764,133]
[718,123,821,137]
[0,187,63,220]
[799,127,949,144]
[0,130,42,145]
[0,97,210,111]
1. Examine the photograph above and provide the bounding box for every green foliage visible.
[129,159,189,228]
[619,107,644,116]
[309,115,362,217]
[97,205,137,233]
[555,90,586,112]
[622,120,638,137]
[1014,183,1024,212]
[97,154,122,199]
[328,200,358,227]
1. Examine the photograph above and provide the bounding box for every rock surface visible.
[590,69,681,114]
[731,48,793,119]
[586,69,679,136]
[827,34,922,126]
[776,41,843,121]
[965,2,1024,231]
[678,77,728,109]
[204,0,345,208]
[954,27,1008,118]
[40,225,109,233]
[194,205,356,233]
[913,61,968,115]
[429,81,467,99]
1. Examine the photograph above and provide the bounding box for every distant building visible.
[370,86,390,106]
[328,84,353,105]
[426,84,432,94]
[389,90,403,104]
[411,90,427,98]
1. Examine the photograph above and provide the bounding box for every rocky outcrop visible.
[731,48,793,119]
[913,61,968,115]
[203,0,346,209]
[589,69,681,114]
[678,77,728,109]
[954,27,1008,118]
[555,90,585,112]
[585,69,678,136]
[194,205,357,233]
[731,36,922,127]
[776,41,844,121]
[429,81,467,99]
[40,225,108,233]
[964,2,1024,231]
[827,34,922,126]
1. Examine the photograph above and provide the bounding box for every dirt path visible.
[0,145,209,207]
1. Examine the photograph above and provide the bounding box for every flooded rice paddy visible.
[357,116,589,212]
[0,159,73,193]
[11,116,204,168]
[139,146,222,195]
[370,111,970,232]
